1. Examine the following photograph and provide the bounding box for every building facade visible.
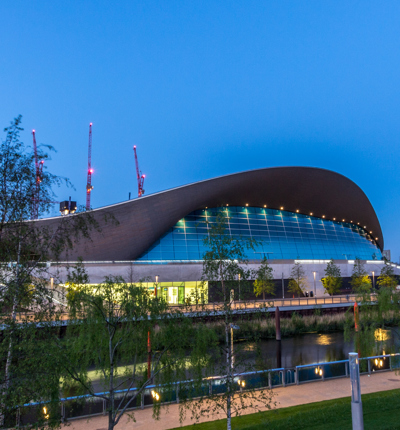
[41,166,399,303]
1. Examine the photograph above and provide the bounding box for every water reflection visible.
[316,334,335,346]
[375,328,391,342]
[242,330,400,370]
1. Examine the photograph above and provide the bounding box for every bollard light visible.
[151,390,160,401]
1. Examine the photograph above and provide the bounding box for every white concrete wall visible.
[48,259,400,297]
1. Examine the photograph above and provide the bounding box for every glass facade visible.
[135,281,207,305]
[137,206,382,262]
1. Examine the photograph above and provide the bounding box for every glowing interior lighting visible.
[319,369,323,376]
[375,237,378,240]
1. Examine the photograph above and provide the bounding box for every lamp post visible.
[371,271,375,291]
[312,271,317,297]
[238,273,241,302]
[349,352,364,430]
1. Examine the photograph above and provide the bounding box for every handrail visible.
[21,353,400,408]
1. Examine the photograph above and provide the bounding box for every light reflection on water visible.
[315,334,335,346]
[375,328,391,342]
[242,329,400,369]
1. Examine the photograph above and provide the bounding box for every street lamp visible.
[312,271,317,297]
[371,271,375,291]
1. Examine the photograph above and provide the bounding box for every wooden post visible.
[275,306,281,341]
[276,337,282,368]
[354,302,359,332]
[147,331,151,379]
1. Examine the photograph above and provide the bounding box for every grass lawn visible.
[174,389,400,430]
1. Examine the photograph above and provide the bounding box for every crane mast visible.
[31,130,44,219]
[86,123,93,210]
[133,145,145,197]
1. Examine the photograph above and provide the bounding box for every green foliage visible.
[254,257,275,300]
[197,211,275,429]
[0,117,112,428]
[377,262,398,289]
[321,259,342,295]
[57,265,216,430]
[288,262,307,297]
[350,258,371,292]
[202,212,256,302]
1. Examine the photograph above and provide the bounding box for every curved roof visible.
[41,167,383,261]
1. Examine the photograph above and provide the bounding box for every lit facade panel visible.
[138,206,381,262]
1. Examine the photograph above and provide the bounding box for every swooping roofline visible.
[39,167,383,261]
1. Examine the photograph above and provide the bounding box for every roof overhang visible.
[38,167,383,261]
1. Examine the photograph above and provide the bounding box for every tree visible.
[321,259,342,295]
[350,258,371,293]
[288,262,308,297]
[55,264,214,430]
[254,256,275,300]
[377,262,398,290]
[191,212,275,430]
[0,116,100,426]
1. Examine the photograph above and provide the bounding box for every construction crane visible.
[133,145,145,197]
[86,123,93,210]
[31,130,44,219]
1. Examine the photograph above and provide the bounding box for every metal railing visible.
[171,293,366,314]
[11,352,400,427]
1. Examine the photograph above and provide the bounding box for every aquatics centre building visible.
[42,166,399,303]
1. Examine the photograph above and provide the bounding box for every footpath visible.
[62,371,400,430]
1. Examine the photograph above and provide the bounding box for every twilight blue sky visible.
[1,1,400,260]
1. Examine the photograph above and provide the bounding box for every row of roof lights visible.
[204,205,378,242]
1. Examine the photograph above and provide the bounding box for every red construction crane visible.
[133,145,145,197]
[31,130,44,219]
[86,123,93,210]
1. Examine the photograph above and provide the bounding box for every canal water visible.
[240,329,400,370]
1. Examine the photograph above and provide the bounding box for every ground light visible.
[42,407,49,420]
[151,390,160,401]
[314,367,323,377]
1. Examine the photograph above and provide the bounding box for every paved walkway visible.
[62,371,400,430]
